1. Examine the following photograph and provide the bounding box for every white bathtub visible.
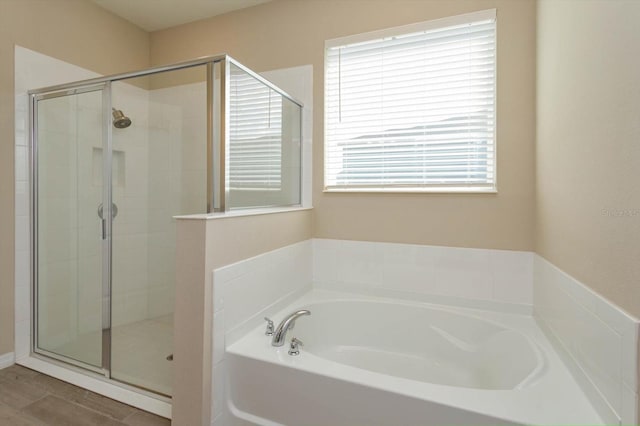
[225,290,603,425]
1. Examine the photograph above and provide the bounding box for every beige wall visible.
[1,0,537,356]
[536,0,640,318]
[150,0,537,252]
[205,210,313,270]
[0,0,149,355]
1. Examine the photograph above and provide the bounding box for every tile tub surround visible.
[312,238,534,311]
[174,210,313,426]
[211,240,313,425]
[211,239,532,424]
[210,238,639,425]
[534,255,640,425]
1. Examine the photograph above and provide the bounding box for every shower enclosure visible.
[29,55,302,398]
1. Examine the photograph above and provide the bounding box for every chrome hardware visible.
[288,337,303,356]
[264,317,274,336]
[97,202,118,219]
[271,310,310,347]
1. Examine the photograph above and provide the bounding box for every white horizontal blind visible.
[229,64,283,190]
[325,11,496,190]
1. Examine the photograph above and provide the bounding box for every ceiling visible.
[90,0,271,32]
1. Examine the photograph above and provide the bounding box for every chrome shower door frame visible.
[101,81,113,377]
[27,53,304,394]
[30,82,112,376]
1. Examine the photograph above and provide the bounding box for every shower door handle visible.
[98,203,118,240]
[97,203,118,219]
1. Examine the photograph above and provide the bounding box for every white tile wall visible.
[313,239,533,310]
[214,240,312,338]
[211,240,312,424]
[146,80,207,319]
[14,46,192,356]
[210,238,534,423]
[14,46,100,361]
[110,81,152,327]
[210,238,638,425]
[534,255,639,425]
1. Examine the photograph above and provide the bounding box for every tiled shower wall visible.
[146,82,207,318]
[35,92,103,350]
[110,82,152,328]
[14,46,99,360]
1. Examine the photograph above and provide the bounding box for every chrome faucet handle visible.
[288,337,303,356]
[271,310,310,347]
[264,317,274,336]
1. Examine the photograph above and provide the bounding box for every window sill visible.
[323,187,497,194]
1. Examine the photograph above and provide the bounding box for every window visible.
[324,10,496,192]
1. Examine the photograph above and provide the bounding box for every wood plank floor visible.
[0,365,170,425]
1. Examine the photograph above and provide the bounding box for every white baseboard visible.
[0,352,15,369]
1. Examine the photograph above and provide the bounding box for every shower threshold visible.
[52,315,173,397]
[18,315,173,419]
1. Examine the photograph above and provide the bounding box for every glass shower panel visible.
[35,88,105,370]
[227,63,302,209]
[109,65,208,396]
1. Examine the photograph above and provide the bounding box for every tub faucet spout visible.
[271,310,310,347]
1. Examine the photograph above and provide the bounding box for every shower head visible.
[112,108,132,129]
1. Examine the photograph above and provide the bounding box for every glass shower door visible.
[109,65,208,396]
[34,85,109,371]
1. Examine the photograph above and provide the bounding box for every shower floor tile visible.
[52,315,173,396]
[111,315,174,396]
[0,365,169,425]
